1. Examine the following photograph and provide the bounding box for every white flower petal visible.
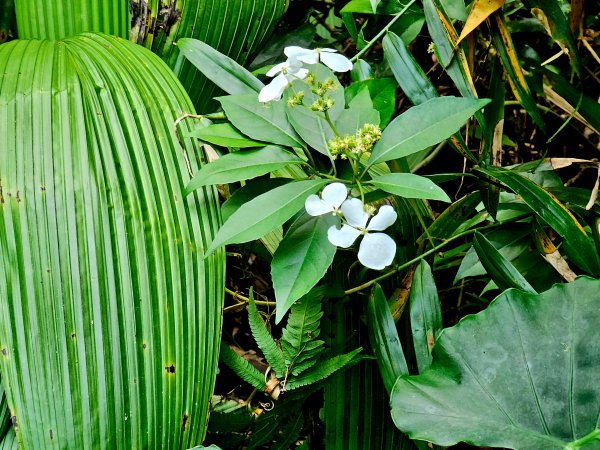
[358,233,396,270]
[258,73,289,102]
[341,198,369,228]
[296,51,319,65]
[284,46,313,60]
[321,183,347,209]
[367,205,397,231]
[328,225,361,248]
[320,52,353,72]
[318,48,338,53]
[286,67,309,81]
[305,195,334,216]
[266,61,288,77]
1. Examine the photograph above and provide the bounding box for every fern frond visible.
[281,291,325,376]
[220,344,267,391]
[248,290,287,377]
[285,348,363,391]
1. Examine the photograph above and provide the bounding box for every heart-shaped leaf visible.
[391,276,600,449]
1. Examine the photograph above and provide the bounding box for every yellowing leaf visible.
[456,0,505,45]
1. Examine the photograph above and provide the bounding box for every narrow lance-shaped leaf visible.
[185,146,304,193]
[476,166,600,275]
[473,232,538,294]
[206,179,328,256]
[456,0,505,45]
[391,277,600,450]
[272,214,338,324]
[219,94,304,149]
[185,123,265,148]
[368,96,490,165]
[369,173,451,202]
[409,261,443,373]
[382,32,476,162]
[177,38,264,95]
[367,284,409,394]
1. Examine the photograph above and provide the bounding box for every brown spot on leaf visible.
[427,331,435,352]
[182,413,189,430]
[1,348,8,357]
[49,429,53,440]
[165,364,175,374]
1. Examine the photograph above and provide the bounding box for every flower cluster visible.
[259,46,353,103]
[305,183,397,270]
[329,123,382,159]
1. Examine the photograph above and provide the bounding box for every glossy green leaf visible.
[391,277,600,449]
[221,178,292,222]
[455,224,532,280]
[409,261,442,373]
[0,34,224,449]
[177,38,264,95]
[422,0,478,100]
[417,191,481,247]
[477,166,600,275]
[206,179,328,256]
[284,97,335,156]
[186,146,303,192]
[367,284,409,394]
[219,94,303,149]
[335,87,381,137]
[186,123,265,148]
[370,173,451,202]
[345,78,397,127]
[383,32,476,162]
[473,232,538,294]
[369,97,490,165]
[272,214,338,324]
[383,32,438,105]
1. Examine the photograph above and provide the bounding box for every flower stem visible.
[351,0,418,62]
[343,217,528,295]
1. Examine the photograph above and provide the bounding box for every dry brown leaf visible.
[491,118,504,166]
[586,166,600,211]
[456,0,505,46]
[544,251,577,282]
[543,85,599,134]
[549,157,593,169]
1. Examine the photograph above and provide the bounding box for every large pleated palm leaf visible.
[13,0,287,111]
[0,33,224,449]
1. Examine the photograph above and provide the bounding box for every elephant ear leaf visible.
[391,277,600,450]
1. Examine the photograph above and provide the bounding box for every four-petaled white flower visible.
[327,198,397,270]
[258,60,309,103]
[305,182,348,216]
[259,46,353,102]
[285,46,353,73]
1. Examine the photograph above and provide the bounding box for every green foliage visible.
[368,96,490,165]
[0,33,224,449]
[272,214,338,323]
[391,277,600,449]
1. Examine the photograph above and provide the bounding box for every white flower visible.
[305,182,348,216]
[328,199,397,270]
[259,60,309,102]
[285,46,353,73]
